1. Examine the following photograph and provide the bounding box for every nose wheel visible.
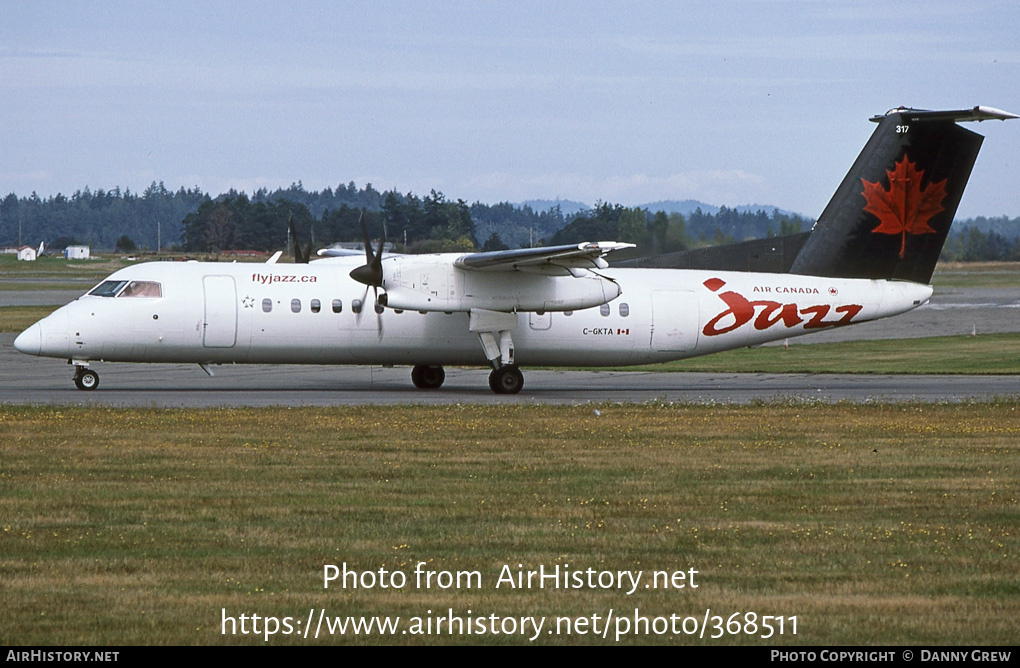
[73,368,100,391]
[488,364,524,394]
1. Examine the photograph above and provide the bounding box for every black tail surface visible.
[790,106,1016,283]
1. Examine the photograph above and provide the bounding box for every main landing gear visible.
[409,363,525,394]
[469,309,525,395]
[488,364,524,394]
[409,310,527,394]
[410,363,524,394]
[411,364,445,389]
[73,365,99,391]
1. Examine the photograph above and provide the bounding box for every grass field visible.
[605,333,1020,375]
[0,306,61,334]
[931,262,1020,288]
[0,254,131,284]
[1,403,1017,645]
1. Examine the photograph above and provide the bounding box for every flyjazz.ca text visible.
[251,273,319,285]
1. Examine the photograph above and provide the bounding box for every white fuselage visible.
[14,258,933,368]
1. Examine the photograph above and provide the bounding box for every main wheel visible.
[74,369,99,391]
[488,364,524,394]
[411,364,445,389]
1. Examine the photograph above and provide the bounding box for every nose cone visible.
[14,322,42,356]
[14,308,70,358]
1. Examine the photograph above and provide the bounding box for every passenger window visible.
[600,304,610,317]
[291,299,301,313]
[352,299,363,314]
[311,299,321,313]
[331,299,343,314]
[374,302,384,314]
[619,303,629,317]
[262,298,273,313]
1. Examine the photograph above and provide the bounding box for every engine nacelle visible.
[379,255,621,313]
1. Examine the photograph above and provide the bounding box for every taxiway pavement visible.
[1,334,1016,406]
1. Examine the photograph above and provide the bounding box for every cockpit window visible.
[119,281,162,298]
[88,280,128,297]
[87,280,162,298]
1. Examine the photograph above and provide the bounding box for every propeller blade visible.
[288,213,310,264]
[375,298,384,340]
[349,213,385,287]
[355,284,369,326]
[347,212,385,337]
[359,212,372,266]
[376,222,386,269]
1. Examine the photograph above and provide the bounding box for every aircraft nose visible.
[14,322,42,356]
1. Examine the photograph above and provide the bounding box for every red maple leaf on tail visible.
[861,155,948,258]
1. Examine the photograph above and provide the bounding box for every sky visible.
[3,0,1019,219]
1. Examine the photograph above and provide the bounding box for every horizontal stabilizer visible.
[870,106,1019,123]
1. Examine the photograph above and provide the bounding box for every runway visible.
[2,333,1017,406]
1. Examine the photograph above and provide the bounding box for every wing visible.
[453,241,635,275]
[317,247,373,258]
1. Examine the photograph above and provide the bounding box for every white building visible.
[64,245,91,260]
[2,245,39,260]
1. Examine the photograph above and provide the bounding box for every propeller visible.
[288,213,313,264]
[349,216,385,289]
[349,215,386,338]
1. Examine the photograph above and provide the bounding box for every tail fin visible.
[789,106,1016,283]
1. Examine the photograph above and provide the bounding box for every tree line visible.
[548,203,808,258]
[941,225,1020,262]
[180,189,478,254]
[3,181,1019,261]
[1,182,204,252]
